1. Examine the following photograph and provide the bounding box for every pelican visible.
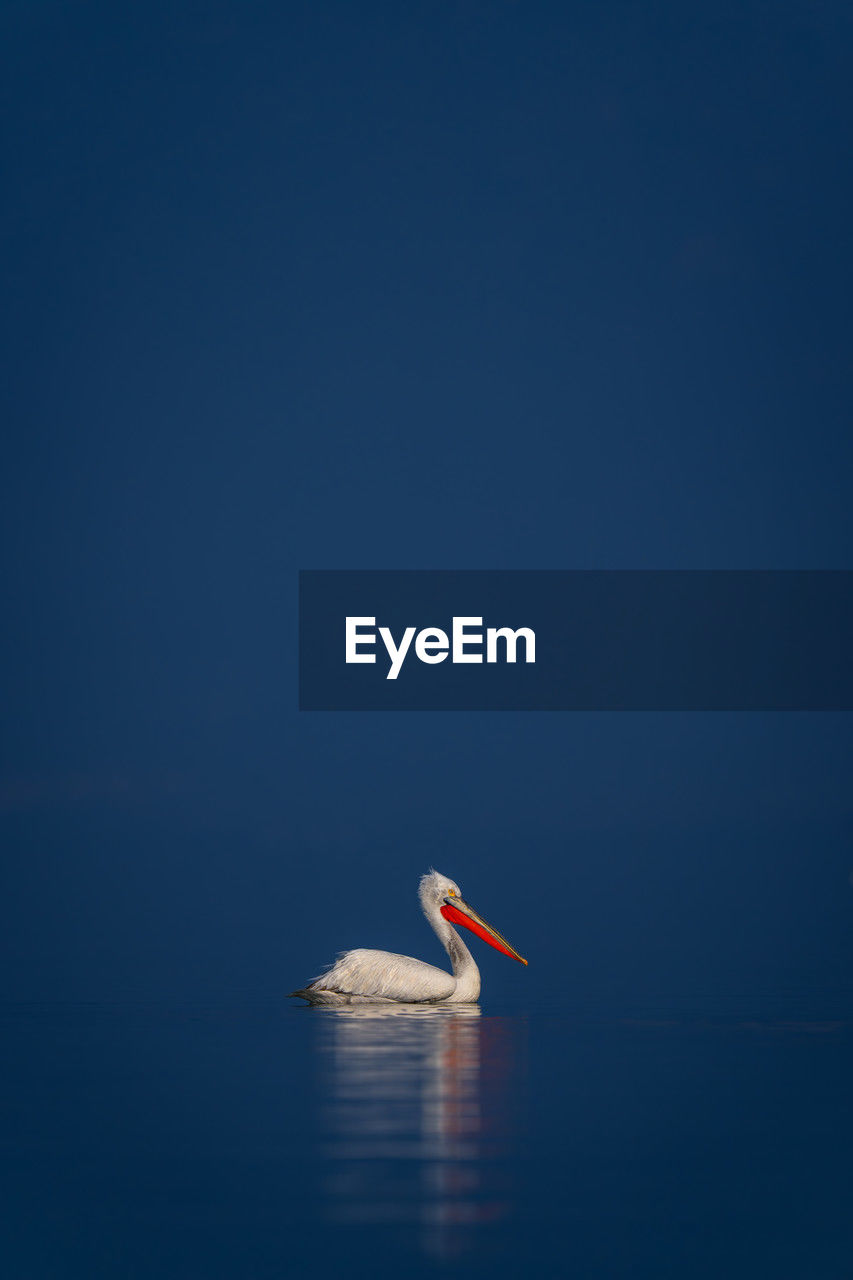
[291,869,527,1004]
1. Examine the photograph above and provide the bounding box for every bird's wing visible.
[307,949,456,1002]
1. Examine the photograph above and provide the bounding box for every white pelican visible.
[291,869,527,1004]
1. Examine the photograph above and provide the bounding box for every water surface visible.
[2,995,851,1277]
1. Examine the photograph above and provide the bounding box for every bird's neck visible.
[429,905,481,1001]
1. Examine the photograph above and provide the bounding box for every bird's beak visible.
[440,896,528,965]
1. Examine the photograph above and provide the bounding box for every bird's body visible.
[298,948,459,1003]
[291,870,527,1005]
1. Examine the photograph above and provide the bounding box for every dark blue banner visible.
[298,571,853,710]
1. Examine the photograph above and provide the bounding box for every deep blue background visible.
[2,0,851,1003]
[1,6,852,1275]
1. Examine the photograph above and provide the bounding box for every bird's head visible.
[419,869,528,965]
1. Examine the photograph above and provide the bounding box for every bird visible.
[290,869,528,1004]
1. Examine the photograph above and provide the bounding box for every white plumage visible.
[291,869,527,1005]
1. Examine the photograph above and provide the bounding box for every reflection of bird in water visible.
[291,870,527,1004]
[316,1003,520,1258]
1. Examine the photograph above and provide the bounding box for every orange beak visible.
[440,896,528,965]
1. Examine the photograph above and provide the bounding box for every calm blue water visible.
[2,995,851,1278]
